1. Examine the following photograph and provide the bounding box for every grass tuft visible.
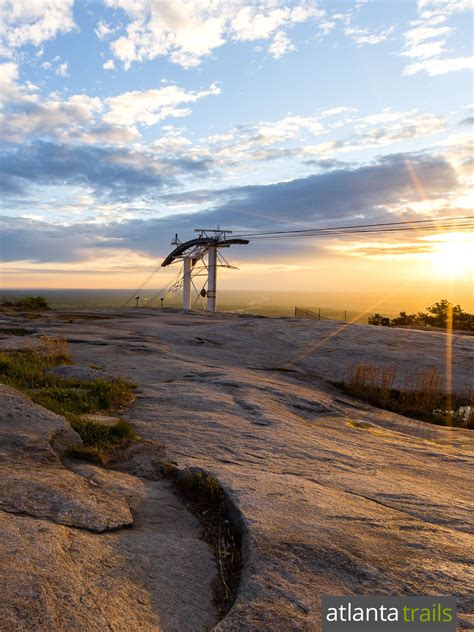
[67,417,136,465]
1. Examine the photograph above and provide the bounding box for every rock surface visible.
[0,385,132,531]
[0,385,217,631]
[1,309,473,630]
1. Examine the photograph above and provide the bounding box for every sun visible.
[428,232,474,278]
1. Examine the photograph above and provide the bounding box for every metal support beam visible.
[183,257,192,311]
[207,246,217,312]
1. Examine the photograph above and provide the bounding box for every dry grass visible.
[339,363,472,428]
[39,335,69,359]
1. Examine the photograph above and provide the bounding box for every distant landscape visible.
[3,288,472,323]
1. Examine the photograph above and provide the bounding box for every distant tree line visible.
[368,300,474,332]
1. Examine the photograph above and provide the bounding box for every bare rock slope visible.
[0,384,217,632]
[0,309,473,631]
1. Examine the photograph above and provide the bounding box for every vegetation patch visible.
[67,417,136,466]
[161,465,242,618]
[0,295,50,312]
[335,363,473,429]
[0,336,137,463]
[29,377,135,417]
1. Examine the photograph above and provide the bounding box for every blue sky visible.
[0,0,473,296]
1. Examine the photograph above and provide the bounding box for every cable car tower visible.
[161,229,249,312]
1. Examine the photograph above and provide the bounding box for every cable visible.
[241,222,474,241]
[121,262,163,307]
[147,263,184,307]
[233,215,473,238]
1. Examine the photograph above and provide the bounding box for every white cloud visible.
[208,132,234,144]
[403,56,474,76]
[95,20,116,40]
[303,112,447,158]
[320,106,358,118]
[55,61,69,77]
[0,0,75,56]
[0,62,22,103]
[417,0,472,18]
[77,123,140,145]
[318,21,336,35]
[104,0,325,69]
[345,25,394,46]
[360,108,415,126]
[103,83,221,127]
[0,90,104,143]
[268,31,295,58]
[400,3,473,76]
[400,39,446,60]
[103,59,116,70]
[256,115,324,143]
[152,133,192,153]
[0,65,220,144]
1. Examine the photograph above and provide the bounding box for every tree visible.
[368,313,384,326]
[391,300,474,332]
[391,311,417,326]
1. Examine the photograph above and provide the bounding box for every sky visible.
[0,0,473,308]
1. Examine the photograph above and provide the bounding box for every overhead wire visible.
[232,215,474,240]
